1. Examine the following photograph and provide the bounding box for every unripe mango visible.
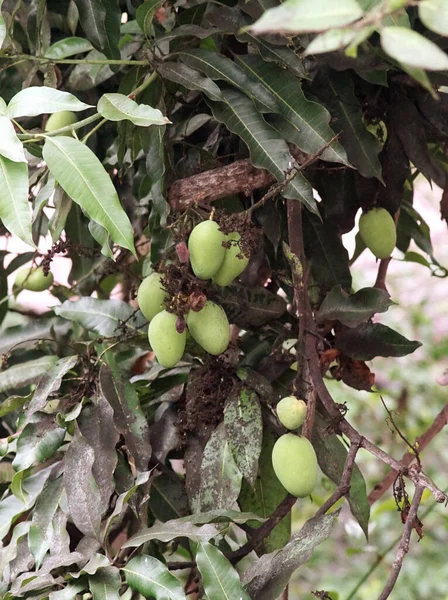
[277,396,307,430]
[213,232,249,287]
[15,266,53,292]
[186,301,230,355]
[188,220,226,280]
[138,272,167,321]
[148,310,186,368]
[272,434,318,497]
[45,110,77,134]
[359,208,396,260]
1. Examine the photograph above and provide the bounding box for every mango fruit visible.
[213,232,249,287]
[45,110,77,134]
[272,433,318,497]
[186,301,230,355]
[359,208,396,260]
[148,310,186,368]
[277,396,307,430]
[15,266,53,292]
[138,272,167,321]
[188,220,226,280]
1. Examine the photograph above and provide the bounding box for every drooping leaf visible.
[123,555,185,600]
[250,0,364,34]
[97,93,168,126]
[89,566,121,600]
[199,422,242,512]
[123,520,219,547]
[63,427,102,539]
[0,156,34,247]
[0,356,58,393]
[44,37,93,59]
[177,509,265,526]
[73,0,120,59]
[317,286,393,327]
[419,0,448,36]
[29,476,65,567]
[12,414,65,472]
[196,542,251,600]
[242,512,339,599]
[238,429,291,555]
[49,187,73,242]
[99,361,152,472]
[78,396,119,509]
[43,136,136,254]
[223,388,263,486]
[149,473,189,522]
[381,27,448,71]
[0,393,30,417]
[7,87,92,119]
[157,62,223,102]
[0,117,27,163]
[55,298,145,336]
[312,415,370,537]
[335,322,422,360]
[236,56,348,165]
[208,89,317,213]
[217,283,286,329]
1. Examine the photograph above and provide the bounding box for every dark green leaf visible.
[317,286,393,327]
[196,542,251,600]
[150,473,189,522]
[136,0,164,36]
[123,555,185,600]
[157,62,223,102]
[335,323,422,360]
[217,283,286,329]
[73,0,120,59]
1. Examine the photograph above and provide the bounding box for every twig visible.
[374,256,392,292]
[368,403,448,505]
[376,484,425,600]
[315,438,361,517]
[380,396,421,468]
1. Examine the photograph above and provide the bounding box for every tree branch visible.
[377,484,425,600]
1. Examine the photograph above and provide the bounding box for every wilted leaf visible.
[150,473,189,522]
[123,519,219,547]
[196,542,251,600]
[335,322,422,360]
[317,286,393,327]
[123,555,185,600]
[29,476,65,568]
[149,407,182,464]
[218,283,286,328]
[0,356,58,393]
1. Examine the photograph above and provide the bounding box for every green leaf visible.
[196,542,251,600]
[242,512,339,599]
[317,286,393,327]
[89,221,114,258]
[157,62,223,102]
[199,422,242,512]
[0,319,69,354]
[236,56,348,165]
[0,116,26,162]
[238,429,291,554]
[25,355,78,423]
[73,0,120,60]
[123,555,185,600]
[0,393,30,417]
[89,566,121,600]
[209,89,317,213]
[0,0,5,50]
[97,93,168,127]
[403,251,431,268]
[12,414,65,471]
[178,49,279,112]
[44,37,94,59]
[305,28,358,55]
[7,87,92,119]
[99,361,152,472]
[303,212,352,292]
[0,356,58,393]
[240,33,308,79]
[381,27,448,71]
[64,427,102,539]
[223,388,262,486]
[335,322,422,360]
[312,415,369,537]
[49,187,73,242]
[149,473,189,522]
[136,0,164,36]
[49,582,87,600]
[43,136,135,254]
[419,0,448,36]
[0,156,34,247]
[316,69,383,180]
[250,0,364,34]
[123,520,219,547]
[54,298,145,336]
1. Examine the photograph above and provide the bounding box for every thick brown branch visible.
[315,438,361,517]
[368,402,448,505]
[377,484,425,600]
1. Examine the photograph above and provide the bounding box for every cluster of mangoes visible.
[272,395,318,498]
[139,219,249,369]
[359,207,396,260]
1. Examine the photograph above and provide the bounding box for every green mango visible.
[187,301,230,355]
[45,110,77,134]
[15,266,53,292]
[213,232,249,287]
[148,310,186,368]
[272,434,318,498]
[359,208,396,260]
[188,220,226,280]
[138,272,167,321]
[276,396,307,430]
